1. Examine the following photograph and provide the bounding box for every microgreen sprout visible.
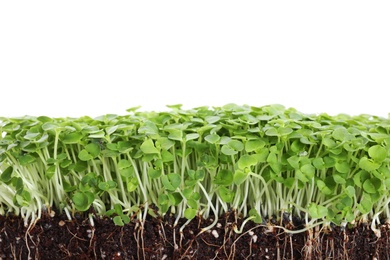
[1,104,390,237]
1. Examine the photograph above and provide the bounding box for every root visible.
[134,220,146,260]
[302,224,324,260]
[24,216,39,260]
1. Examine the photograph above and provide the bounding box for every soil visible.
[1,210,389,260]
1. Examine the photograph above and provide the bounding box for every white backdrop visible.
[1,1,389,118]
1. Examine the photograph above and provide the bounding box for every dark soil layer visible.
[1,211,389,259]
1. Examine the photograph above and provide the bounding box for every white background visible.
[0,1,389,118]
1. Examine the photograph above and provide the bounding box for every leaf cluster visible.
[1,104,390,228]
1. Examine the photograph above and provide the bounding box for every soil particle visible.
[1,212,389,259]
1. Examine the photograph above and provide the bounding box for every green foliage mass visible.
[1,104,390,231]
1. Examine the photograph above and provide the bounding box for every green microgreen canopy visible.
[1,104,390,234]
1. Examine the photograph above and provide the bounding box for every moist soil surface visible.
[1,210,389,260]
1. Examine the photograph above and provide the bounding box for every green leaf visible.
[113,216,125,226]
[300,164,315,179]
[161,173,181,191]
[21,190,31,203]
[192,192,200,201]
[62,132,83,144]
[138,121,159,137]
[112,203,122,215]
[254,148,269,163]
[85,143,101,157]
[82,125,100,134]
[117,141,133,153]
[105,125,118,135]
[221,145,238,155]
[340,196,353,208]
[78,150,93,161]
[237,154,258,169]
[0,166,13,184]
[267,152,278,164]
[14,193,30,206]
[72,191,94,211]
[300,136,315,145]
[335,161,350,174]
[332,127,349,141]
[249,208,263,224]
[88,130,105,139]
[166,104,183,110]
[228,140,244,151]
[161,150,174,162]
[296,170,309,183]
[265,127,279,136]
[322,137,336,148]
[308,203,328,219]
[283,177,295,188]
[156,137,175,150]
[353,170,363,187]
[13,177,23,193]
[359,157,380,172]
[214,169,233,186]
[118,159,131,169]
[357,198,373,214]
[46,165,56,179]
[385,178,390,190]
[121,215,130,225]
[219,186,235,203]
[187,198,198,209]
[363,179,376,194]
[205,115,220,124]
[37,116,52,123]
[219,136,231,145]
[333,174,346,184]
[312,158,325,170]
[140,139,159,154]
[70,161,88,172]
[185,133,199,141]
[63,181,76,192]
[287,156,300,169]
[204,134,220,144]
[233,169,248,185]
[18,154,36,166]
[42,122,58,131]
[126,105,141,113]
[81,172,98,188]
[245,139,266,152]
[323,156,336,168]
[118,160,134,178]
[344,210,354,222]
[158,194,169,205]
[168,192,183,206]
[127,177,138,192]
[368,145,387,163]
[316,179,332,195]
[182,188,192,199]
[106,143,118,151]
[193,169,205,181]
[99,180,117,191]
[184,208,197,220]
[167,129,183,141]
[148,168,161,179]
[24,132,40,140]
[168,173,181,189]
[78,143,101,161]
[279,127,293,136]
[60,159,72,168]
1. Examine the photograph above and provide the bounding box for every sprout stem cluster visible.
[1,104,390,234]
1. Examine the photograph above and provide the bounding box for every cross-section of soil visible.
[1,211,389,259]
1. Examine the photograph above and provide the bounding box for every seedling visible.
[1,104,390,238]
